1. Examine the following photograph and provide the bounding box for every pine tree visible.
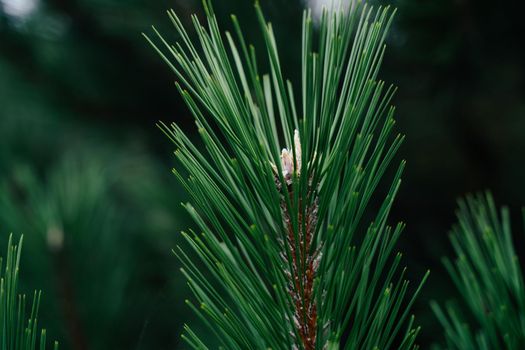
[147,1,428,348]
[432,193,525,350]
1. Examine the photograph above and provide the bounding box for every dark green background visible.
[1,0,524,348]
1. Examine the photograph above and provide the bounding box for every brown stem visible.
[281,190,320,350]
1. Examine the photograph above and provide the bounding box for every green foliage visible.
[0,235,58,350]
[0,152,129,343]
[0,148,176,349]
[0,51,191,348]
[0,53,189,347]
[432,193,525,350]
[149,1,428,348]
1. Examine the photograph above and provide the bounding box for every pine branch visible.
[276,154,321,349]
[432,193,525,350]
[147,1,428,348]
[0,234,58,350]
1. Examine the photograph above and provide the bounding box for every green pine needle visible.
[432,193,525,350]
[148,1,428,348]
[0,234,58,350]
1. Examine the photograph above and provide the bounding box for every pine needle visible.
[148,1,427,348]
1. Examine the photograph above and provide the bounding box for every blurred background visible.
[1,0,524,348]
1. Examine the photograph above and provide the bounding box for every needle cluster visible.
[147,1,428,348]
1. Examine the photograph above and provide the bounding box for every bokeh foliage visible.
[2,0,525,348]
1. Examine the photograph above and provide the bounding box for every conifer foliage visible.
[148,1,428,348]
[432,193,525,350]
[1,235,58,350]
